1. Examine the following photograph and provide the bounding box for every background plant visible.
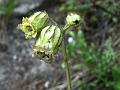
[66,29,120,90]
[58,0,120,89]
[0,0,16,17]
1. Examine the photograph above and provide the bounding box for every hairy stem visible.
[62,32,71,90]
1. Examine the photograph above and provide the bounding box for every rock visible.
[0,54,55,90]
[13,0,45,15]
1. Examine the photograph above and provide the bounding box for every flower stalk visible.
[62,32,72,90]
[62,13,80,90]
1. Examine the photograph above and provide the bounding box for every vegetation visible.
[0,0,16,17]
[61,0,120,90]
[0,0,120,90]
[18,0,120,89]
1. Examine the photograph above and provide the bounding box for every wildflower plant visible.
[18,11,80,90]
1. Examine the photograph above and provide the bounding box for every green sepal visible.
[29,11,48,31]
[32,25,62,63]
[66,13,81,26]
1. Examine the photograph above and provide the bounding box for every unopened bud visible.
[66,13,80,26]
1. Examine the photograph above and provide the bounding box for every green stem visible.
[62,32,72,90]
[63,24,71,33]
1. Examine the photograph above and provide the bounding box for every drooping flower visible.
[18,11,48,39]
[32,25,62,63]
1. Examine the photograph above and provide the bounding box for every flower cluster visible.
[18,11,80,63]
[19,11,62,63]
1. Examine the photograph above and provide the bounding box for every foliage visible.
[61,0,119,24]
[112,66,120,90]
[0,0,16,17]
[63,1,120,89]
[67,30,120,90]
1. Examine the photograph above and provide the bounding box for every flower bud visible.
[66,13,80,26]
[32,25,62,63]
[18,11,48,39]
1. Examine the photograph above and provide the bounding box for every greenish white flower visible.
[32,25,62,63]
[18,11,48,39]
